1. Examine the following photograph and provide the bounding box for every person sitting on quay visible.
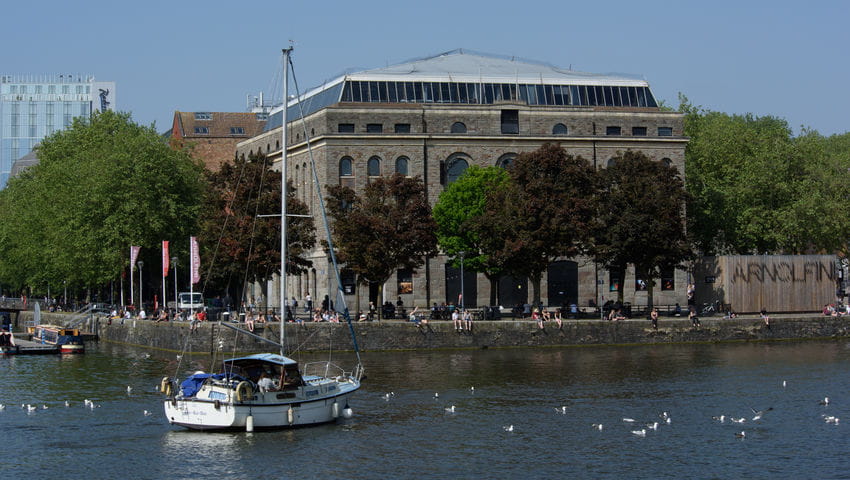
[189,312,200,332]
[761,308,771,330]
[155,309,168,323]
[689,305,701,327]
[245,311,255,332]
[650,307,659,330]
[554,308,563,329]
[452,308,462,332]
[463,309,473,333]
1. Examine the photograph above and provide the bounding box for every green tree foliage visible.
[326,174,438,313]
[0,110,204,292]
[198,153,315,301]
[593,150,693,305]
[481,143,596,304]
[682,94,850,254]
[433,166,510,304]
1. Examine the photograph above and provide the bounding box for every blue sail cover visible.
[180,373,247,398]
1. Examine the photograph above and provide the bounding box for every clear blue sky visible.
[6,0,847,136]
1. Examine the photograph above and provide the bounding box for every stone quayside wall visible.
[24,312,850,355]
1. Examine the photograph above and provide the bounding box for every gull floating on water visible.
[64,401,70,407]
[503,425,513,432]
[143,410,153,417]
[26,404,37,413]
[751,407,773,421]
[631,429,646,437]
[445,405,455,413]
[0,404,5,411]
[622,417,635,423]
[731,417,746,424]
[127,386,132,395]
[712,415,726,423]
[819,397,830,406]
[782,380,786,388]
[555,406,567,414]
[383,393,391,401]
[434,392,439,399]
[592,423,603,431]
[470,386,475,393]
[41,405,48,410]
[735,431,746,438]
[646,422,659,430]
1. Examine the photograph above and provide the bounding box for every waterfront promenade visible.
[15,310,848,355]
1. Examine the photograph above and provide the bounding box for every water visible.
[2,340,849,479]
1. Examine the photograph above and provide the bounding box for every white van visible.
[177,292,204,311]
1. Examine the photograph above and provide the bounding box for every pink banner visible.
[130,245,141,270]
[190,236,200,285]
[162,241,170,277]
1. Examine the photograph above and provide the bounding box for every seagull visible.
[819,397,830,406]
[470,386,475,393]
[646,422,659,430]
[660,411,669,421]
[41,405,48,410]
[731,417,746,424]
[64,401,70,407]
[83,399,91,407]
[434,392,439,399]
[782,380,786,388]
[143,410,153,416]
[735,431,746,438]
[26,404,37,413]
[0,404,5,411]
[592,423,603,431]
[502,424,513,432]
[143,353,151,359]
[631,429,646,437]
[555,406,567,414]
[712,415,726,423]
[751,407,773,421]
[622,417,635,423]
[126,386,132,395]
[382,393,391,401]
[444,405,456,413]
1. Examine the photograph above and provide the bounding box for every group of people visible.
[531,307,564,330]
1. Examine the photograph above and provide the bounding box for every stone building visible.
[236,49,688,315]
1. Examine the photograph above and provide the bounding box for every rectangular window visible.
[194,112,212,120]
[632,126,647,136]
[338,123,355,133]
[658,127,673,136]
[366,123,383,133]
[609,271,621,292]
[397,269,413,294]
[394,123,411,133]
[501,109,519,134]
[661,268,675,291]
[48,85,56,94]
[341,270,357,295]
[229,126,245,135]
[193,126,209,134]
[606,126,621,136]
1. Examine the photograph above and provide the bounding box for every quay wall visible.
[17,312,850,355]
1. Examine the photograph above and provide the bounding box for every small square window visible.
[194,112,212,120]
[606,126,621,136]
[230,126,245,135]
[366,123,383,133]
[658,127,673,136]
[632,126,647,136]
[394,123,411,133]
[338,123,355,133]
[193,126,209,134]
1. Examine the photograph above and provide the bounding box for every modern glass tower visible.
[0,74,116,188]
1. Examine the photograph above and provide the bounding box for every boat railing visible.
[302,361,348,380]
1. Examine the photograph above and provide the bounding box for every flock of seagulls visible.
[378,379,839,440]
[1,383,156,419]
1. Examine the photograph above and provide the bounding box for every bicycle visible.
[700,301,720,317]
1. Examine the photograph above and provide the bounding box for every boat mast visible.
[280,47,292,357]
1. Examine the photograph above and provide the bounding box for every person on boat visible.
[257,372,276,393]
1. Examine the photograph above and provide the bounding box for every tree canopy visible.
[326,174,437,311]
[198,153,315,300]
[0,110,204,293]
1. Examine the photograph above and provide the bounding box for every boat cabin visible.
[221,353,305,391]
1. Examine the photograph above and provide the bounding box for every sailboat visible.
[163,48,363,431]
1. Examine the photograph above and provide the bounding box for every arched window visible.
[367,156,382,176]
[662,157,673,168]
[446,154,469,185]
[552,123,568,135]
[395,156,409,175]
[339,156,353,176]
[450,122,467,134]
[497,153,516,169]
[607,158,616,168]
[275,140,280,150]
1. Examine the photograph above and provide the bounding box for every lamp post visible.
[172,257,178,313]
[63,280,67,307]
[137,260,144,313]
[458,251,466,312]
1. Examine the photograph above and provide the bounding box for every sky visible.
[4,0,847,136]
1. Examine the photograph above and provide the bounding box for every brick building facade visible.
[170,111,267,171]
[236,50,688,315]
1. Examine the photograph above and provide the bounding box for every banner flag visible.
[190,236,200,285]
[162,241,170,277]
[130,245,141,270]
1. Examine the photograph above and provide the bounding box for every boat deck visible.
[11,338,60,354]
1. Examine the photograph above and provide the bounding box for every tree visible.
[326,174,438,316]
[0,110,204,295]
[433,166,511,305]
[198,153,315,304]
[488,143,597,304]
[592,150,693,306]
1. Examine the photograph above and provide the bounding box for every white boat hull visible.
[164,378,360,430]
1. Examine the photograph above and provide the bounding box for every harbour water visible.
[2,340,849,479]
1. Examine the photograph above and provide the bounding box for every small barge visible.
[27,325,85,354]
